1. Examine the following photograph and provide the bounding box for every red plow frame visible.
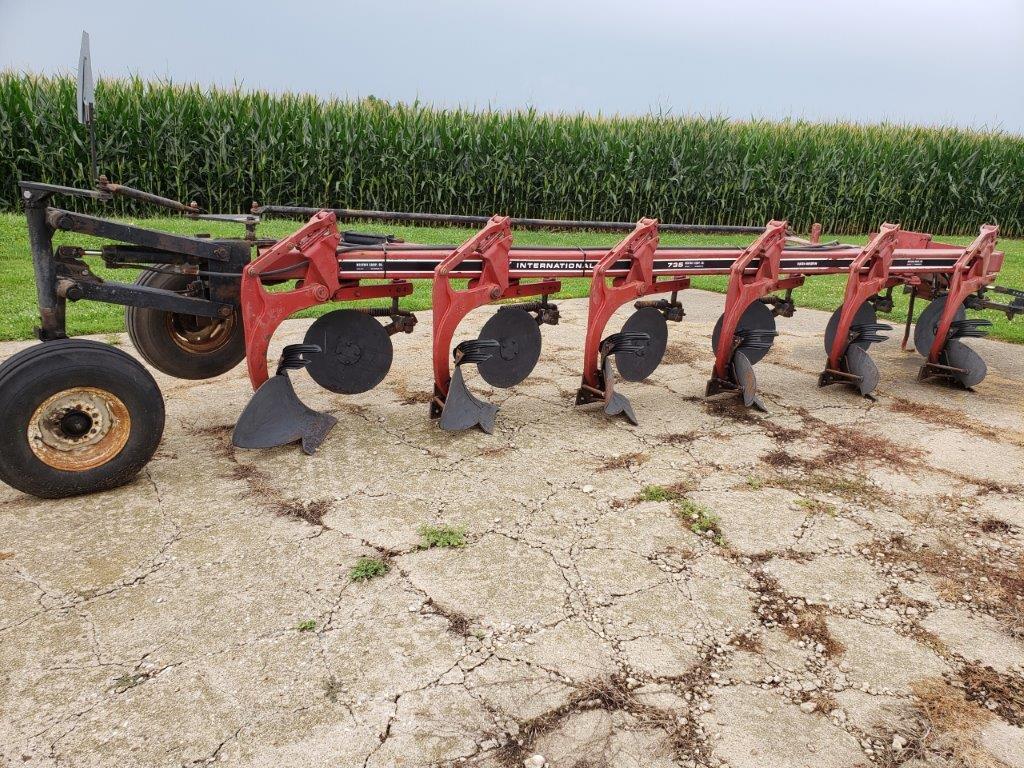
[235,211,1014,440]
[5,178,1024,498]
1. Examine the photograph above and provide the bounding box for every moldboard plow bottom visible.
[1,180,1022,498]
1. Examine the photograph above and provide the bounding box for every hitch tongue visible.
[232,344,338,454]
[438,339,501,434]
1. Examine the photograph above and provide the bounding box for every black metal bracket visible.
[635,291,684,322]
[46,208,235,262]
[760,288,795,318]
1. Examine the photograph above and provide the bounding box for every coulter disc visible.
[302,310,394,394]
[477,308,542,389]
[913,295,965,357]
[615,308,669,382]
[823,300,879,354]
[711,301,777,365]
[941,339,988,389]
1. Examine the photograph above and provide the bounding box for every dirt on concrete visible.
[1,291,1023,768]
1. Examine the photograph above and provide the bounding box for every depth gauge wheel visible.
[126,270,245,379]
[0,340,165,498]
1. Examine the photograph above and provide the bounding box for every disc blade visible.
[615,307,669,382]
[824,300,879,354]
[477,308,542,388]
[232,374,338,454]
[913,295,966,357]
[845,344,881,396]
[712,301,777,365]
[303,310,393,394]
[439,366,498,433]
[942,339,988,389]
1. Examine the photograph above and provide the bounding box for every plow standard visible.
[0,180,1022,498]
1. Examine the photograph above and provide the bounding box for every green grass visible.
[417,524,467,550]
[349,556,390,582]
[0,212,1021,343]
[296,619,317,632]
[637,484,690,503]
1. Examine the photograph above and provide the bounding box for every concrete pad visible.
[707,685,867,768]
[2,293,1023,765]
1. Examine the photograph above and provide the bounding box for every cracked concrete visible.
[2,291,1024,767]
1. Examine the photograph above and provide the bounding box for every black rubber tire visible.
[125,271,245,380]
[0,340,165,499]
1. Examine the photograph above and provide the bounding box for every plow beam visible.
[240,211,412,389]
[924,225,999,366]
[818,224,900,392]
[577,219,689,399]
[429,216,560,420]
[705,220,793,405]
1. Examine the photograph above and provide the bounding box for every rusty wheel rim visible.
[165,311,235,354]
[28,387,131,471]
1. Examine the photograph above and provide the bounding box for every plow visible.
[0,177,1022,499]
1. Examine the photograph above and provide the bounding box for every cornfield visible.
[1,73,1022,236]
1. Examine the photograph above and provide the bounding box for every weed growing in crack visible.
[956,663,1024,727]
[637,484,688,503]
[418,523,467,549]
[296,619,317,632]
[349,556,390,582]
[678,500,725,545]
[865,677,995,767]
[751,570,845,657]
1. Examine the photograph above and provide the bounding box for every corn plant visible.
[1,73,1022,235]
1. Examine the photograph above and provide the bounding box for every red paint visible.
[925,225,999,363]
[430,216,559,405]
[826,224,899,370]
[711,221,793,381]
[579,219,689,389]
[240,211,411,389]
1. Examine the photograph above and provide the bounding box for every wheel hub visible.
[28,387,131,471]
[335,340,363,366]
[166,312,235,353]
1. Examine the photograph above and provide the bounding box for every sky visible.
[2,0,1023,132]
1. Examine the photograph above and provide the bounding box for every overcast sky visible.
[2,0,1022,132]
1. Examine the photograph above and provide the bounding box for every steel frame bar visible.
[825,224,900,371]
[232,215,1008,398]
[428,216,560,415]
[924,225,1000,365]
[19,181,1010,413]
[577,219,688,394]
